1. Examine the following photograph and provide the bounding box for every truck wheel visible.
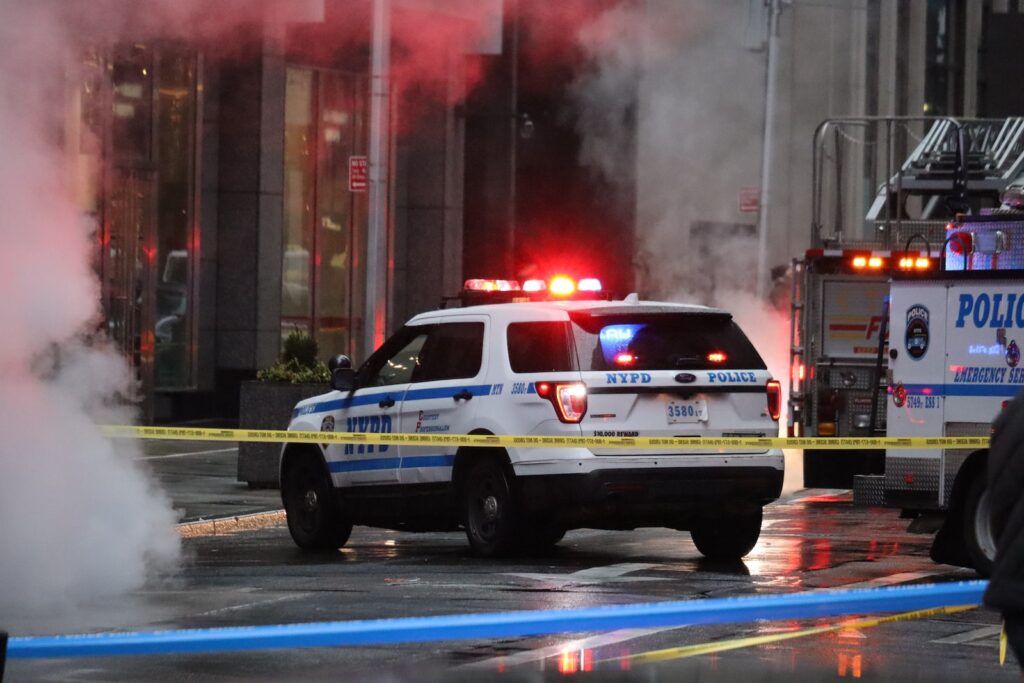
[282,454,352,552]
[963,473,996,577]
[690,508,763,560]
[463,459,521,557]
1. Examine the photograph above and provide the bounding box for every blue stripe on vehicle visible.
[294,384,493,417]
[902,383,1023,398]
[400,454,455,469]
[327,454,455,473]
[328,458,401,473]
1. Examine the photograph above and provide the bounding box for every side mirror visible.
[328,354,352,372]
[330,367,356,392]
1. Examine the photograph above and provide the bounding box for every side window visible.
[414,322,485,383]
[357,325,432,387]
[507,321,575,373]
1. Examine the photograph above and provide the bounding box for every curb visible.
[177,510,286,538]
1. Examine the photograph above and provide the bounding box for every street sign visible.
[349,156,368,192]
[739,187,760,213]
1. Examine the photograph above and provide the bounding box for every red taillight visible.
[614,352,636,365]
[706,351,727,364]
[766,379,781,421]
[536,381,587,423]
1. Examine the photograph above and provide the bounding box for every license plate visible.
[666,399,708,424]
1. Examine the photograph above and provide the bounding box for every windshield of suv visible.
[569,311,766,371]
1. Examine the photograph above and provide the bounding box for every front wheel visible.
[963,472,996,577]
[463,459,521,557]
[690,508,763,560]
[282,454,352,552]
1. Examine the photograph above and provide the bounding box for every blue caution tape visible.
[7,580,985,660]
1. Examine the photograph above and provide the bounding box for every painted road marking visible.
[138,447,238,460]
[605,605,976,664]
[462,627,687,670]
[191,593,309,618]
[931,624,1002,645]
[506,563,664,587]
[830,569,962,592]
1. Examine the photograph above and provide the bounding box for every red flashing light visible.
[577,277,602,292]
[522,279,546,292]
[948,231,973,255]
[898,256,932,271]
[766,379,781,421]
[706,351,728,364]
[464,278,520,292]
[548,275,576,297]
[614,352,636,365]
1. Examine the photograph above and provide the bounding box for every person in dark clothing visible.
[984,390,1024,668]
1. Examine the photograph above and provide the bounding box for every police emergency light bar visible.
[458,275,606,305]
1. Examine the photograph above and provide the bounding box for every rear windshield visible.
[507,321,576,373]
[569,312,766,371]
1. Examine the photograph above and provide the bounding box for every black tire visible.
[963,472,995,577]
[282,454,352,552]
[463,458,521,557]
[690,508,763,560]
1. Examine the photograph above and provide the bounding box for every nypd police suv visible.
[280,277,784,558]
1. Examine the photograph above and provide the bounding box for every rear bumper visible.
[516,465,784,530]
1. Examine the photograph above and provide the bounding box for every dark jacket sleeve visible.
[983,391,1024,612]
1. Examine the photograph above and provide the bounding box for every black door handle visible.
[378,396,396,408]
[453,390,473,402]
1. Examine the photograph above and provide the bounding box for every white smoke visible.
[0,0,180,614]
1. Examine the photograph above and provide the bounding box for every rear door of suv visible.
[569,307,778,455]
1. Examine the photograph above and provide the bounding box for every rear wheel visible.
[282,454,352,551]
[690,508,763,560]
[963,472,995,577]
[463,458,521,557]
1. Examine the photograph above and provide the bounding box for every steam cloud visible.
[0,1,181,614]
[570,0,790,401]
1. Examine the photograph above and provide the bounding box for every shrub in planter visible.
[238,333,330,488]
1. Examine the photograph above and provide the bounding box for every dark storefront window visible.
[282,67,368,359]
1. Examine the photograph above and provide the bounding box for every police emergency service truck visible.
[789,116,1024,488]
[280,276,784,558]
[857,212,1024,575]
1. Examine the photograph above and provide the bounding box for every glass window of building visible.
[282,67,369,359]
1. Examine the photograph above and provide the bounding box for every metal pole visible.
[507,0,520,275]
[755,0,782,299]
[365,0,390,355]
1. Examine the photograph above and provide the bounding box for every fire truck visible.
[789,117,1024,488]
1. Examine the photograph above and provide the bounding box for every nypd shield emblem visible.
[905,305,929,360]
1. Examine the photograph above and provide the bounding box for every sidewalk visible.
[136,439,281,522]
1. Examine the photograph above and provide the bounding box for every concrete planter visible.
[237,381,327,488]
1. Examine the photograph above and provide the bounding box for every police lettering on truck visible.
[277,284,784,559]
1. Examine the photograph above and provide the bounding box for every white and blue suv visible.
[281,291,784,558]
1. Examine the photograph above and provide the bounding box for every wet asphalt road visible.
[3,445,1016,682]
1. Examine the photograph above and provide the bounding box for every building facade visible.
[64,0,475,421]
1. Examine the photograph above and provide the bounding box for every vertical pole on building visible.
[366,0,391,354]
[755,0,782,300]
[507,0,520,275]
[1,629,7,681]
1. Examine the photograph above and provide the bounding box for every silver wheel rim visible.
[974,488,997,561]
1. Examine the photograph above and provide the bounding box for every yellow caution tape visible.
[97,425,990,450]
[1000,620,1007,666]
[609,604,976,664]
